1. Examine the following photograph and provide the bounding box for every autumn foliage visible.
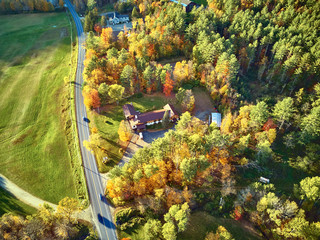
[163,72,174,96]
[83,86,101,109]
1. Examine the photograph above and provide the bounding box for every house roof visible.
[163,104,178,117]
[137,109,166,123]
[170,0,191,7]
[123,104,137,118]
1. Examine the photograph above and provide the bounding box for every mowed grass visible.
[92,93,175,172]
[178,211,262,240]
[0,13,77,204]
[118,211,261,240]
[0,187,37,217]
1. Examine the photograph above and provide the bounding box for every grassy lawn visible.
[118,211,261,240]
[92,93,176,172]
[0,13,78,204]
[0,187,37,217]
[98,3,115,14]
[178,211,262,240]
[192,0,208,6]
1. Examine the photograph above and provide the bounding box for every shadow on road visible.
[98,213,116,229]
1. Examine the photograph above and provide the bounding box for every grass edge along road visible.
[0,12,87,205]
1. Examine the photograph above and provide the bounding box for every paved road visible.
[64,1,117,239]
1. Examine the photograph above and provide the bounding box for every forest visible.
[0,0,61,13]
[80,0,320,239]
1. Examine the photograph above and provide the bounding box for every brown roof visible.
[137,109,166,123]
[123,104,137,118]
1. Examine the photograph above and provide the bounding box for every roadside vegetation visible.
[0,197,96,239]
[0,13,87,205]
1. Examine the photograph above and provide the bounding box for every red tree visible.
[84,88,101,109]
[262,118,277,131]
[94,24,102,35]
[163,71,174,96]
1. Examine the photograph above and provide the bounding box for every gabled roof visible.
[170,0,192,7]
[137,109,166,123]
[163,104,178,117]
[123,104,137,118]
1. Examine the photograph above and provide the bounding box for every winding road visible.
[64,1,117,239]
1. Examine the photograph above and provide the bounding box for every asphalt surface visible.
[64,1,117,239]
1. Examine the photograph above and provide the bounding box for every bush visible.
[115,207,144,230]
[135,92,143,98]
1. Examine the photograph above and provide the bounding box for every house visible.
[107,12,129,25]
[123,103,179,131]
[210,112,222,127]
[170,0,200,12]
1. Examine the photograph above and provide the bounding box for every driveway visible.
[143,129,169,144]
[118,129,170,166]
[106,22,132,32]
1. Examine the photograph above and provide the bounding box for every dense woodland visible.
[0,0,61,13]
[80,0,320,239]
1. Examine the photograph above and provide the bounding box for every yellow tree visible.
[83,133,102,152]
[118,120,131,142]
[100,27,113,49]
[173,61,189,86]
[57,197,81,224]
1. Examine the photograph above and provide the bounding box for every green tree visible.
[300,106,320,141]
[108,84,125,105]
[132,7,139,18]
[176,111,192,131]
[176,88,186,104]
[144,219,162,240]
[256,140,272,164]
[100,15,106,27]
[299,176,320,202]
[180,158,197,182]
[162,110,170,129]
[250,101,269,129]
[162,221,176,240]
[87,0,96,10]
[98,83,109,103]
[273,97,295,129]
[120,65,134,92]
[56,197,81,224]
[164,203,190,233]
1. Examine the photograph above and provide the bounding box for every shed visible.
[211,112,221,127]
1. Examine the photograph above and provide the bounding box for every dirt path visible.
[0,174,92,222]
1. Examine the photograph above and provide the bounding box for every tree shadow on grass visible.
[0,184,29,216]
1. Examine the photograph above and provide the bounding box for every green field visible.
[178,211,261,240]
[0,187,37,217]
[0,13,77,204]
[118,211,261,240]
[92,94,176,172]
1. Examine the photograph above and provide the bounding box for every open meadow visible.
[0,13,78,204]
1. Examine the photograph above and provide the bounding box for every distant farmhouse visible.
[170,0,199,12]
[123,104,179,131]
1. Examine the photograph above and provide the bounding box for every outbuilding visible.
[211,112,222,128]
